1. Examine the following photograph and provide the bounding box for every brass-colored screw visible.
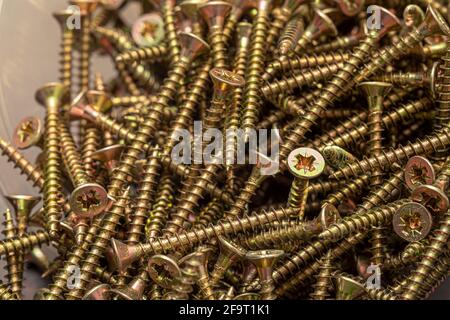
[110,271,148,300]
[319,199,409,242]
[115,44,168,64]
[0,281,18,301]
[109,207,296,272]
[333,275,366,300]
[309,25,364,54]
[222,0,257,45]
[241,0,273,133]
[178,0,207,36]
[287,147,325,219]
[329,129,450,180]
[198,1,232,69]
[59,120,109,219]
[261,62,344,98]
[392,202,433,242]
[36,83,70,238]
[2,209,23,298]
[262,51,349,82]
[70,0,98,92]
[53,10,75,94]
[245,249,284,300]
[82,283,111,300]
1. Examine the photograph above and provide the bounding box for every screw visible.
[245,249,284,300]
[287,147,325,219]
[241,0,273,133]
[91,144,125,174]
[277,14,305,56]
[12,116,44,150]
[131,13,165,47]
[36,83,70,238]
[198,1,232,69]
[53,10,76,94]
[147,254,181,289]
[0,230,51,258]
[108,207,295,272]
[115,44,168,64]
[333,275,366,300]
[0,281,18,300]
[110,271,148,300]
[319,199,409,242]
[222,0,257,44]
[178,0,207,36]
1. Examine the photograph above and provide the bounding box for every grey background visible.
[0,0,447,299]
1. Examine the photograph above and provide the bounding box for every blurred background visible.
[0,0,447,299]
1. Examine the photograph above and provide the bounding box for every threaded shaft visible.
[310,251,334,300]
[116,45,167,64]
[0,231,51,257]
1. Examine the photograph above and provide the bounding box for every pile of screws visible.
[1,0,450,300]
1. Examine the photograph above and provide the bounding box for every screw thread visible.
[81,126,101,178]
[116,45,167,64]
[127,149,161,244]
[241,6,271,131]
[434,39,450,133]
[194,199,224,228]
[261,62,343,98]
[146,172,175,239]
[365,287,398,300]
[267,7,292,50]
[310,251,334,300]
[288,178,309,219]
[0,137,44,189]
[209,27,228,69]
[162,2,181,63]
[0,281,18,300]
[43,109,64,237]
[319,199,408,241]
[309,33,361,54]
[330,129,450,180]
[325,175,370,207]
[278,15,305,56]
[60,29,74,91]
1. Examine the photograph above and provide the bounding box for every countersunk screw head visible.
[287,147,325,179]
[417,6,450,38]
[178,31,210,60]
[310,9,339,38]
[404,156,435,191]
[69,183,109,218]
[13,117,43,149]
[35,82,70,109]
[132,13,165,47]
[4,194,41,219]
[91,144,125,173]
[410,184,449,215]
[198,1,232,29]
[319,203,341,230]
[334,0,365,17]
[86,90,113,113]
[393,202,433,242]
[210,68,245,95]
[403,4,425,29]
[245,249,284,270]
[147,255,181,289]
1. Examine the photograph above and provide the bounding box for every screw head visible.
[198,1,232,29]
[4,194,41,218]
[179,0,207,21]
[333,275,365,300]
[86,90,113,113]
[13,117,43,150]
[404,156,435,191]
[210,68,245,93]
[358,81,393,99]
[287,147,325,179]
[147,255,181,289]
[132,13,165,47]
[319,203,341,230]
[310,9,339,38]
[35,83,70,109]
[403,4,425,29]
[217,236,247,259]
[69,183,109,218]
[419,6,450,38]
[178,32,210,60]
[334,0,365,16]
[366,6,401,39]
[393,202,433,242]
[410,184,449,215]
[245,249,284,266]
[429,61,440,99]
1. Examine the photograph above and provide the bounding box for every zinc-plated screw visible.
[0,230,51,258]
[70,0,98,92]
[115,45,168,64]
[109,207,296,272]
[198,1,232,69]
[277,14,305,55]
[53,10,75,94]
[319,199,409,242]
[245,249,284,300]
[0,281,18,300]
[91,144,125,174]
[36,83,70,238]
[222,0,257,45]
[333,275,366,300]
[110,271,148,300]
[241,0,273,133]
[82,283,111,300]
[287,147,325,219]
